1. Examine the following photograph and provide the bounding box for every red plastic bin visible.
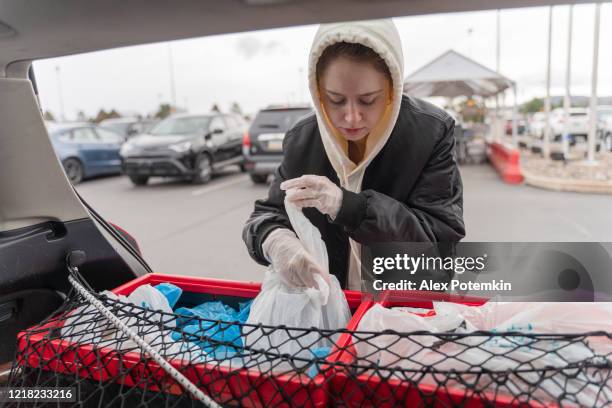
[16,273,364,408]
[323,290,544,408]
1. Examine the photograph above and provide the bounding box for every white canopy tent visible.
[403,49,518,144]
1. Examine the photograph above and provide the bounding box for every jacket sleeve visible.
[332,117,465,244]
[242,137,294,266]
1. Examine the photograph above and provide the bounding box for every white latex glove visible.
[280,175,343,219]
[262,228,327,289]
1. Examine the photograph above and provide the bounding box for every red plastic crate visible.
[16,273,364,408]
[324,290,549,408]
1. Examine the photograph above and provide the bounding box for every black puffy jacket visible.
[243,95,465,288]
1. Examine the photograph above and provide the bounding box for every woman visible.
[243,19,464,291]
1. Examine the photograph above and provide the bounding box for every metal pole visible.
[468,27,473,58]
[168,43,177,108]
[55,65,65,121]
[496,10,500,73]
[512,84,518,147]
[543,6,553,159]
[495,10,500,142]
[586,3,601,163]
[562,5,574,160]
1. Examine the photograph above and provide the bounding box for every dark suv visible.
[120,113,247,186]
[242,106,312,183]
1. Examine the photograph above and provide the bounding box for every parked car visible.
[120,112,247,186]
[242,106,312,183]
[550,108,589,143]
[528,108,594,154]
[99,117,158,140]
[597,106,612,152]
[46,122,124,184]
[528,112,547,138]
[529,109,589,142]
[504,118,526,135]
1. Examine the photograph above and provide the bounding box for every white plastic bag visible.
[356,301,612,406]
[245,199,351,365]
[101,284,177,350]
[61,290,121,344]
[433,301,612,334]
[61,284,180,354]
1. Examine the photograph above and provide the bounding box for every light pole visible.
[543,6,553,160]
[496,10,500,74]
[586,3,601,164]
[168,43,177,109]
[562,5,574,160]
[493,9,501,142]
[467,27,473,58]
[55,65,65,121]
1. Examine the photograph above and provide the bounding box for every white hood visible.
[308,19,405,193]
[307,19,405,290]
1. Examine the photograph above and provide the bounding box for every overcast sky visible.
[32,3,612,120]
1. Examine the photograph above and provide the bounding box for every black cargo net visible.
[7,288,612,407]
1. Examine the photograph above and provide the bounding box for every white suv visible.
[550,108,589,143]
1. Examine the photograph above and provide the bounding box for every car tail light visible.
[242,131,250,147]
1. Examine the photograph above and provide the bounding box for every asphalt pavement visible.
[75,164,612,282]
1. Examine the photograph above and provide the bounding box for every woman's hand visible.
[262,228,327,289]
[281,175,343,219]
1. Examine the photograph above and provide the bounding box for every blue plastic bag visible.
[306,347,330,378]
[172,300,252,359]
[154,283,182,309]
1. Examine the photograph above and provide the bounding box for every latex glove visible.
[262,228,326,289]
[280,175,343,219]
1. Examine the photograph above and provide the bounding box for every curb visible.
[486,142,523,184]
[522,170,612,194]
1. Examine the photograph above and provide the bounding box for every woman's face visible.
[319,56,391,142]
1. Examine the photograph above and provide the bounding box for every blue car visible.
[46,122,124,184]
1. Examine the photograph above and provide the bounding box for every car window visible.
[71,127,98,142]
[142,120,157,133]
[210,117,226,132]
[149,116,211,136]
[101,122,131,135]
[251,109,311,132]
[96,127,123,142]
[129,122,144,134]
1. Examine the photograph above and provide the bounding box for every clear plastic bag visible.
[244,199,351,364]
[356,301,612,406]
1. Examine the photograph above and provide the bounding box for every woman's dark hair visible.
[316,42,392,84]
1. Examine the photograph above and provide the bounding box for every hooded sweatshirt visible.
[243,21,465,291]
[307,19,405,289]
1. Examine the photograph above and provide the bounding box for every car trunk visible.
[0,68,150,367]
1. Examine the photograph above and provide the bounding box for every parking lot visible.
[75,163,612,281]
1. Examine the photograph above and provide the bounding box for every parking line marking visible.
[191,175,250,196]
